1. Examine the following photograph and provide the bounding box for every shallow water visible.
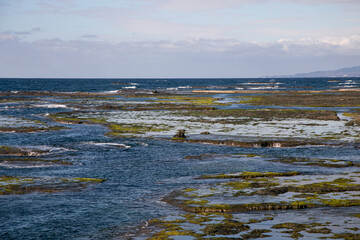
[1,78,360,239]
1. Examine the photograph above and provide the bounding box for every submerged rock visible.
[201,131,211,135]
[173,129,186,139]
[0,175,106,195]
[0,146,49,156]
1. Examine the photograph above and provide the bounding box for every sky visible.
[1,0,360,78]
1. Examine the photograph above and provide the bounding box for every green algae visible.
[183,188,197,192]
[241,91,360,108]
[0,157,73,166]
[202,219,250,236]
[172,138,331,148]
[184,199,209,206]
[225,181,279,191]
[272,222,326,239]
[307,227,332,234]
[164,172,360,214]
[0,146,48,156]
[151,95,227,106]
[0,125,68,133]
[199,171,299,179]
[71,177,106,183]
[241,229,271,239]
[50,112,170,137]
[107,123,169,136]
[181,108,340,121]
[182,213,212,224]
[184,153,261,160]
[137,202,360,239]
[0,175,106,195]
[48,113,108,125]
[330,233,360,239]
[149,229,201,240]
[272,157,358,168]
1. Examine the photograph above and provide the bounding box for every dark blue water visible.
[1,78,359,239]
[1,77,359,92]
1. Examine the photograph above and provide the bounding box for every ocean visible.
[0,78,359,239]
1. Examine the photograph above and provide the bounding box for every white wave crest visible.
[178,86,192,89]
[83,142,131,148]
[33,104,68,108]
[123,86,137,89]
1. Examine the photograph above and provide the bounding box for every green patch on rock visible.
[164,172,360,214]
[0,146,49,156]
[0,175,106,195]
[202,219,250,236]
[182,108,340,121]
[271,222,322,239]
[272,157,358,168]
[107,123,169,136]
[199,171,299,179]
[240,91,360,108]
[152,95,227,106]
[0,126,68,133]
[0,157,72,166]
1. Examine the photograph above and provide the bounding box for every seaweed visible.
[0,175,106,195]
[199,171,299,180]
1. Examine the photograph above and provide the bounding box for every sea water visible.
[0,78,359,239]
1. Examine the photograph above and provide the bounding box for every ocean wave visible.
[248,86,284,90]
[0,163,54,169]
[166,88,178,90]
[33,104,69,108]
[24,146,76,155]
[178,86,192,89]
[136,141,149,147]
[123,86,137,89]
[339,82,359,85]
[82,141,131,148]
[239,82,283,85]
[340,85,359,88]
[101,90,121,94]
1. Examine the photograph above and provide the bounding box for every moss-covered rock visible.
[0,175,106,195]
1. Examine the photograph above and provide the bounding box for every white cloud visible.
[121,19,229,40]
[154,0,360,12]
[1,35,359,78]
[0,32,16,41]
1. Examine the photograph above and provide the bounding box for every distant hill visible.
[273,66,360,78]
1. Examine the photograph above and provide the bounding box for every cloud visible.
[154,0,360,11]
[0,32,16,41]
[1,35,360,78]
[81,34,98,39]
[121,19,229,40]
[0,28,42,41]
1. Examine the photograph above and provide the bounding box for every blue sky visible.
[1,0,360,78]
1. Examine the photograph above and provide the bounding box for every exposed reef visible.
[0,115,67,133]
[241,90,360,107]
[271,157,360,168]
[182,108,340,121]
[163,172,360,213]
[135,171,360,238]
[0,126,67,133]
[0,157,72,168]
[0,146,49,156]
[0,175,105,195]
[171,138,336,148]
[136,208,360,239]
